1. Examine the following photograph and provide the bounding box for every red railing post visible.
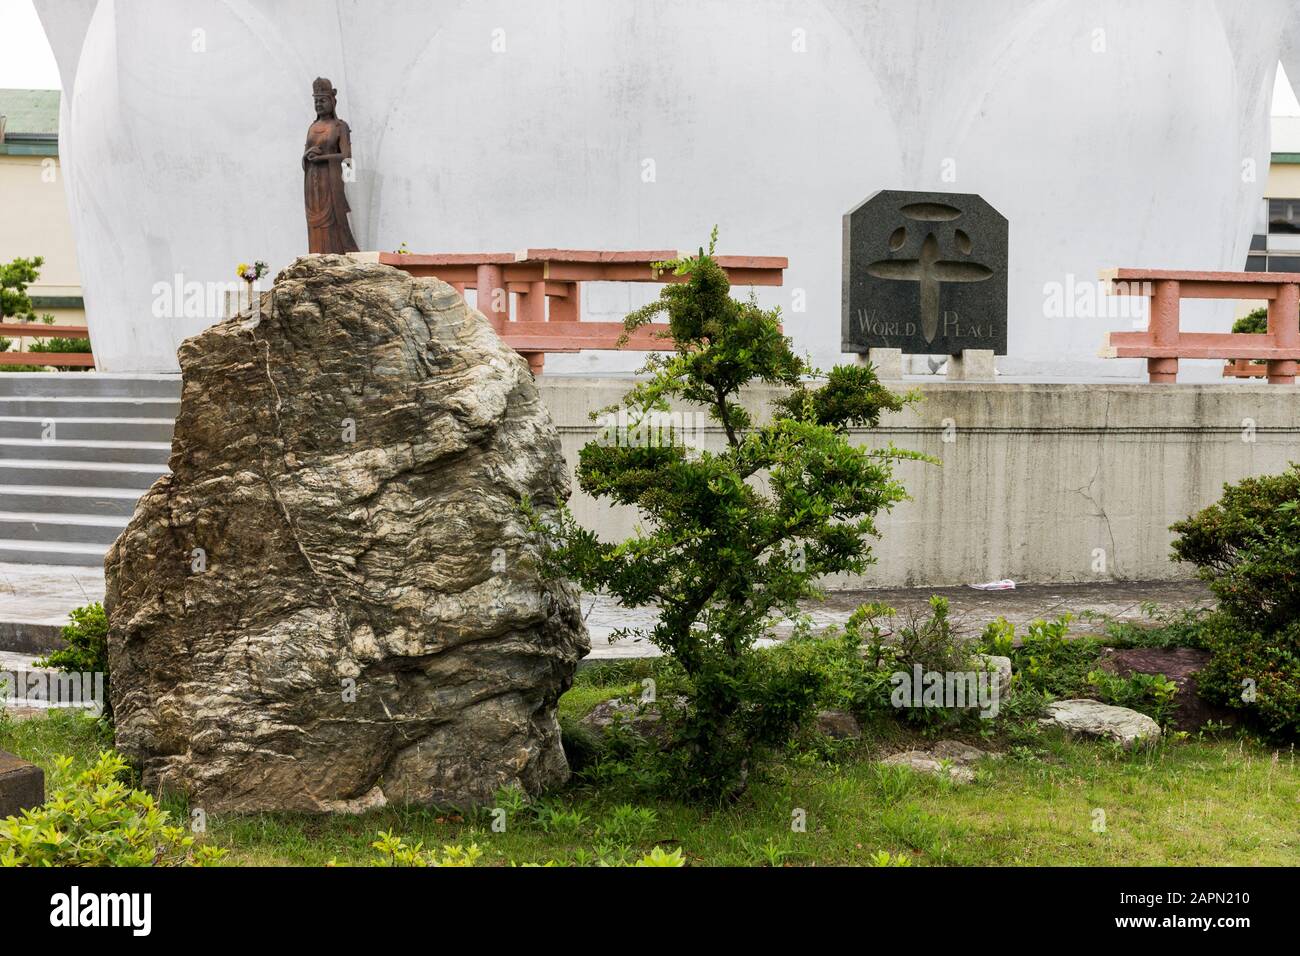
[1267,281,1299,384]
[475,264,508,325]
[549,282,580,323]
[1147,279,1181,383]
[518,280,547,323]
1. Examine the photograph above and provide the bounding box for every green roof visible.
[0,89,60,156]
[0,89,60,136]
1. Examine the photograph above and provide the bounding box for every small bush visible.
[35,602,110,722]
[370,830,482,867]
[1102,604,1210,650]
[539,232,922,801]
[633,846,686,867]
[978,616,1182,727]
[1232,305,1298,365]
[558,714,605,773]
[1170,465,1300,633]
[857,597,973,677]
[28,337,92,353]
[1169,467,1300,740]
[0,751,225,867]
[1194,613,1300,739]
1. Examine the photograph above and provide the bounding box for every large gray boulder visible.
[1041,699,1161,748]
[106,255,588,812]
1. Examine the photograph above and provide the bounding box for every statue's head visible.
[312,77,337,118]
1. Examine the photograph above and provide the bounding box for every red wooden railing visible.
[1101,269,1300,384]
[1223,358,1267,379]
[377,249,788,373]
[0,323,95,367]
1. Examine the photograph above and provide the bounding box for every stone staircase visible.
[0,373,178,566]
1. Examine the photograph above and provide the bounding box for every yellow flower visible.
[236,263,250,278]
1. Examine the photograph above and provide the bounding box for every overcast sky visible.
[2,0,1298,115]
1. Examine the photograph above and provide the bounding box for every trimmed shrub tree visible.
[539,234,924,800]
[1171,464,1300,738]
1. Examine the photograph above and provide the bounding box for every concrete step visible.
[0,511,127,545]
[0,538,106,567]
[0,485,145,517]
[0,396,180,419]
[0,373,181,398]
[0,438,170,465]
[0,417,174,442]
[0,460,163,490]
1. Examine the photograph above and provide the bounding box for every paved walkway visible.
[580,579,1213,658]
[0,562,1213,689]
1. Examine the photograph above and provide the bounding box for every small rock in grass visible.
[880,750,976,783]
[815,708,862,739]
[579,697,678,741]
[931,739,999,765]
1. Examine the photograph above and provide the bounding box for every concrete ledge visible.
[0,751,44,818]
[537,379,1300,587]
[0,621,64,656]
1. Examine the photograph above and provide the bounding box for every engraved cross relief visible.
[865,202,993,344]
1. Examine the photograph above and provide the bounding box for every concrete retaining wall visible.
[537,379,1300,588]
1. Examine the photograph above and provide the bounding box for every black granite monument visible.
[842,190,1008,356]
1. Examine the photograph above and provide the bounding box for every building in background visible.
[1248,116,1300,274]
[0,88,83,326]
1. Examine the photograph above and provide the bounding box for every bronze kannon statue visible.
[303,77,359,254]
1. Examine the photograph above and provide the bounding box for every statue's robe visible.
[303,118,359,254]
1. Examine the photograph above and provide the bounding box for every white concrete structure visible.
[35,1,1300,376]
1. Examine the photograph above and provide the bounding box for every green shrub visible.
[0,256,51,324]
[28,336,92,353]
[857,597,973,676]
[1170,465,1300,633]
[370,830,482,867]
[771,627,892,719]
[538,231,923,801]
[1102,603,1210,650]
[1170,466,1300,740]
[558,714,605,773]
[977,616,1182,727]
[1231,307,1268,335]
[36,603,110,723]
[1085,669,1180,727]
[1193,613,1300,739]
[0,751,225,867]
[1230,306,1298,366]
[369,829,684,867]
[634,846,686,867]
[1232,305,1298,335]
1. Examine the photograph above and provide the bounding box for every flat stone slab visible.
[881,750,972,783]
[1041,698,1162,748]
[0,750,44,818]
[1097,646,1229,731]
[879,740,999,783]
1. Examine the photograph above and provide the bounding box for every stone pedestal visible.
[947,349,996,382]
[0,751,44,818]
[858,348,903,380]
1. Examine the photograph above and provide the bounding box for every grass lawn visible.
[3,702,1296,867]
